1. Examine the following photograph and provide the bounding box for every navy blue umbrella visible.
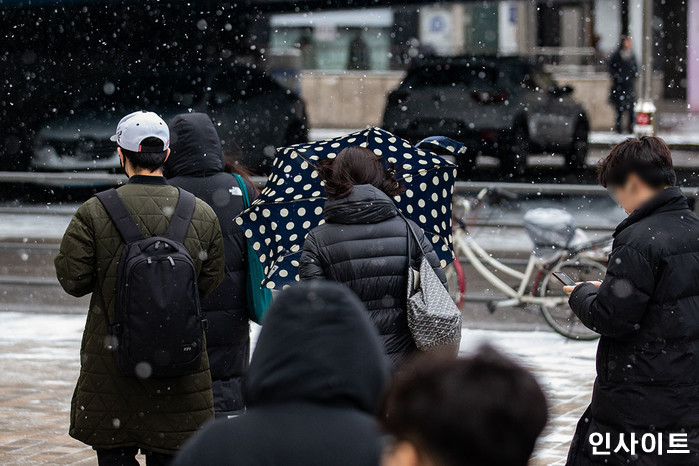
[235,127,458,289]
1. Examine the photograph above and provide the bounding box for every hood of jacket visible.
[324,184,398,225]
[244,281,390,414]
[614,186,689,237]
[164,113,225,178]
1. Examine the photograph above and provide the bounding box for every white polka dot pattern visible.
[233,127,458,289]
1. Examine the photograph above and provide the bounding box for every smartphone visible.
[552,271,577,286]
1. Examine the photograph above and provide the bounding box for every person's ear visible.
[163,148,171,163]
[117,147,124,166]
[383,441,421,466]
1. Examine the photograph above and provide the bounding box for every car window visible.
[522,69,555,92]
[80,72,205,113]
[211,67,280,104]
[403,64,501,89]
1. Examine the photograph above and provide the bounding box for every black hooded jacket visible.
[608,49,638,108]
[172,281,391,466]
[567,187,699,465]
[299,184,447,368]
[165,113,255,417]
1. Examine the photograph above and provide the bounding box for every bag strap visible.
[233,173,250,208]
[96,189,145,244]
[398,211,426,259]
[164,187,196,243]
[406,220,412,271]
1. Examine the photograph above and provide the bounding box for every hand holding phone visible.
[552,272,577,286]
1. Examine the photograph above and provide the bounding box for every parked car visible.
[31,64,308,175]
[382,55,589,177]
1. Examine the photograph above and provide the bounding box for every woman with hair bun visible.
[299,145,448,369]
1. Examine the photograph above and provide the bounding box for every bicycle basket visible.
[523,208,576,250]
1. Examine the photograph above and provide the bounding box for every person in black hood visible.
[608,36,638,134]
[564,137,699,465]
[172,280,391,466]
[164,112,256,418]
[299,146,450,369]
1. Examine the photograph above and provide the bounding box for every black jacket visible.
[299,184,447,368]
[165,113,254,417]
[173,281,390,466]
[567,187,699,465]
[609,50,638,108]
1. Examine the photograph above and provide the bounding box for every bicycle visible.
[445,188,611,340]
[416,135,612,340]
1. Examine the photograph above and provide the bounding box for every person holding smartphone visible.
[563,137,699,465]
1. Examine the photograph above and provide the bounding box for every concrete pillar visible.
[451,4,466,55]
[629,0,643,63]
[689,0,699,112]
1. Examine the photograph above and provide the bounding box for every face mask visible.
[118,149,130,179]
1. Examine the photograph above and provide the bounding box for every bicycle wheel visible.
[537,257,605,341]
[444,258,466,308]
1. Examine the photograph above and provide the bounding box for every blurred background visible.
[0,0,696,177]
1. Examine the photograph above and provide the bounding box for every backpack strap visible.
[95,189,146,244]
[164,187,196,243]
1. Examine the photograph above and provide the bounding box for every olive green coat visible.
[55,177,225,454]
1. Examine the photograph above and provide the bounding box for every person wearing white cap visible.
[110,110,171,177]
[55,110,225,465]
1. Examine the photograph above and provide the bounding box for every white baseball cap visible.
[110,110,170,152]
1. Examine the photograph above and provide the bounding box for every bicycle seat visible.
[523,208,576,255]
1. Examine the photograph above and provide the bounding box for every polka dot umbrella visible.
[235,127,458,290]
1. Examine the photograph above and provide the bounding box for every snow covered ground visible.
[0,312,596,465]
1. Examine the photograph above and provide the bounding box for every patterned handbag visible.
[404,219,462,351]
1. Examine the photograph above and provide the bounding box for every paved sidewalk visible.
[0,312,597,465]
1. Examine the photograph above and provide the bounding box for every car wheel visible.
[502,123,529,178]
[566,121,588,172]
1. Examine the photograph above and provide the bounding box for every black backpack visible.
[96,187,206,378]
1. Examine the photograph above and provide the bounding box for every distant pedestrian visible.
[564,137,699,464]
[55,110,225,465]
[173,281,390,466]
[381,345,548,466]
[164,112,256,418]
[608,36,638,134]
[299,146,450,369]
[347,33,370,70]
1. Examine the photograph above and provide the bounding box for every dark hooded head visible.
[244,281,390,414]
[164,113,225,178]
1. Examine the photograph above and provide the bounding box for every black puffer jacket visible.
[165,113,254,417]
[567,187,699,465]
[172,281,390,466]
[299,184,447,368]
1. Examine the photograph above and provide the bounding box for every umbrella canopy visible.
[235,127,458,289]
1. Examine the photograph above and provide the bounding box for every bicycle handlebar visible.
[476,187,518,203]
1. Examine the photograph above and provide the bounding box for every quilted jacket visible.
[55,175,225,454]
[299,184,447,369]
